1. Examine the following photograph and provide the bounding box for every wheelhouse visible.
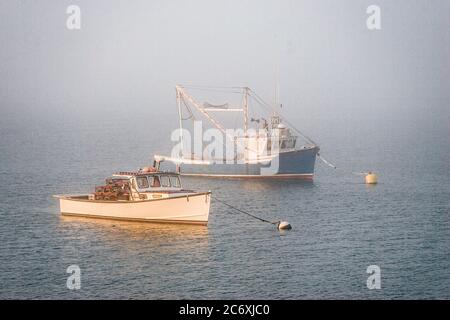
[130,173,182,192]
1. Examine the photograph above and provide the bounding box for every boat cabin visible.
[130,173,182,192]
[94,172,183,201]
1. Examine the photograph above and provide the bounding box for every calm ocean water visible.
[0,101,448,299]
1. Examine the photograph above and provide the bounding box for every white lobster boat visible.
[54,170,211,225]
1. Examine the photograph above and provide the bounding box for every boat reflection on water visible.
[182,175,316,193]
[58,215,210,254]
[238,179,316,192]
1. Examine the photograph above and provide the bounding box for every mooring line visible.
[317,153,337,169]
[212,196,277,224]
[212,196,293,230]
[318,153,371,177]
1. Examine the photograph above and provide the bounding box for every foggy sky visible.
[0,0,448,122]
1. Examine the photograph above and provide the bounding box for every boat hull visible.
[179,147,318,179]
[55,192,211,225]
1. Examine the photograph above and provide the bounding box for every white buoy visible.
[278,221,292,230]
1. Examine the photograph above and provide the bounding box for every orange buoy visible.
[365,172,378,184]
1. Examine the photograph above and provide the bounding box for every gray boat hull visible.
[179,146,319,179]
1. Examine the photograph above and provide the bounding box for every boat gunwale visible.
[53,191,211,204]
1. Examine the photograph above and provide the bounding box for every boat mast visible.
[176,88,184,157]
[243,87,249,137]
[273,66,280,120]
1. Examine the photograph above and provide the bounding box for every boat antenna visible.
[243,87,249,138]
[275,65,280,109]
[176,87,184,157]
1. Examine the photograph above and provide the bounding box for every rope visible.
[181,85,242,90]
[212,196,279,225]
[317,153,337,169]
[247,89,318,146]
[352,171,371,176]
[318,153,370,176]
[181,85,242,94]
[180,96,195,121]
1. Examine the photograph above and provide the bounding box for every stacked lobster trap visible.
[94,178,131,201]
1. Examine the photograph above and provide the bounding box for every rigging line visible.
[280,118,318,146]
[181,96,195,121]
[317,153,337,169]
[317,153,368,176]
[178,88,261,155]
[181,94,237,155]
[181,84,244,90]
[181,114,193,121]
[232,98,240,129]
[352,171,369,176]
[182,85,239,90]
[212,196,278,225]
[248,94,272,115]
[180,102,192,120]
[181,85,243,94]
[248,90,318,146]
[182,88,242,94]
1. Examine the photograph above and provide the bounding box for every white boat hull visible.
[54,192,211,225]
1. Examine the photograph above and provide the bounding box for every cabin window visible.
[170,176,181,188]
[160,175,171,187]
[136,176,149,189]
[150,176,161,187]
